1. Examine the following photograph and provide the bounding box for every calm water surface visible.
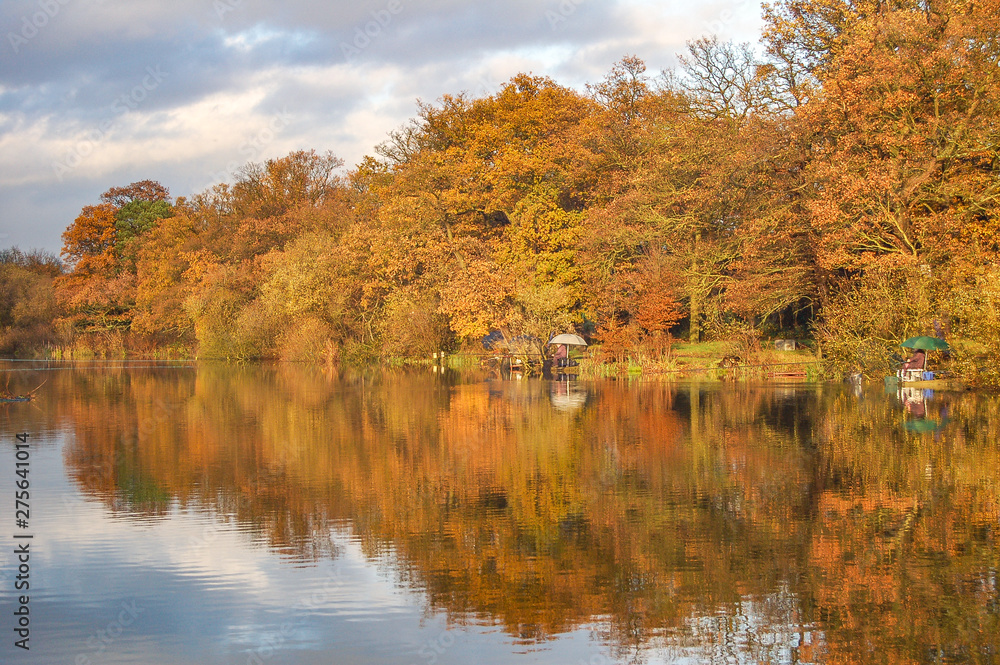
[0,362,997,664]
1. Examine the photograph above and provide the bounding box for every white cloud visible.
[0,0,767,252]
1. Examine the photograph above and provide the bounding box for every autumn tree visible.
[42,23,1000,369]
[803,0,1000,270]
[762,0,1000,368]
[677,37,795,120]
[131,211,202,345]
[583,48,789,344]
[0,247,62,277]
[100,179,170,208]
[584,54,657,182]
[258,230,376,360]
[163,151,357,359]
[115,199,174,270]
[0,248,61,355]
[60,204,118,276]
[57,180,173,339]
[365,75,597,350]
[224,150,346,260]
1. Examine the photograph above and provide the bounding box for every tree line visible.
[3,0,999,381]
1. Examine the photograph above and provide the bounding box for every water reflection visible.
[2,362,998,663]
[550,377,588,413]
[897,386,952,435]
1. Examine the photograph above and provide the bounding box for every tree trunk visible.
[688,232,702,343]
[689,288,702,343]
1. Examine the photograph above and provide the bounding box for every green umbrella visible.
[901,336,950,351]
[904,416,950,433]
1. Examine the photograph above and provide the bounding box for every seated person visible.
[898,348,926,379]
[551,344,568,367]
[902,349,926,370]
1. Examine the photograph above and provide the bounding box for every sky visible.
[0,0,764,256]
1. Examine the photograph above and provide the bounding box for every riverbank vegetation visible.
[2,0,999,384]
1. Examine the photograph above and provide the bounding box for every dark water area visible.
[0,361,997,664]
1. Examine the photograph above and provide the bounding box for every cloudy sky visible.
[0,0,763,256]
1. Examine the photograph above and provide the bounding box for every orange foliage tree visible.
[38,9,1000,371]
[57,182,173,340]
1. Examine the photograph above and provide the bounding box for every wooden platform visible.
[898,379,964,391]
[886,376,964,391]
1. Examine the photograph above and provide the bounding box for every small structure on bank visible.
[891,335,952,387]
[548,333,587,370]
[482,330,546,373]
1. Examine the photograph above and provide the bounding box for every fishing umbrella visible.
[904,418,948,433]
[548,333,586,367]
[900,336,950,351]
[548,333,587,346]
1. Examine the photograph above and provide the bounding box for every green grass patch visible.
[581,339,823,382]
[671,341,732,358]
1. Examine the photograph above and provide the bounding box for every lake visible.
[1,361,997,664]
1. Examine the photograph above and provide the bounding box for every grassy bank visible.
[10,336,991,388]
[575,340,823,381]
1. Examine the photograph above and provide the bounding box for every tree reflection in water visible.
[49,364,999,663]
